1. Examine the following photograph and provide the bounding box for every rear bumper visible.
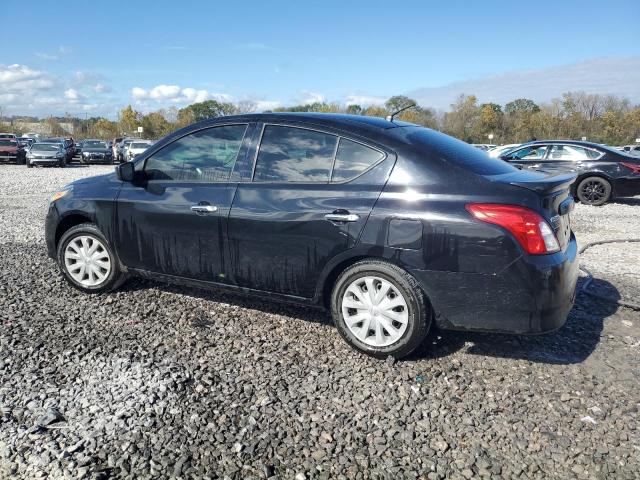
[613,176,640,198]
[411,233,579,334]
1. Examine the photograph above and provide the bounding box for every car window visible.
[253,125,338,182]
[510,145,548,160]
[331,138,384,182]
[144,124,247,182]
[548,145,594,161]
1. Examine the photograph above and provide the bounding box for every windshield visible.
[32,144,60,151]
[131,143,150,148]
[0,140,17,147]
[84,141,107,148]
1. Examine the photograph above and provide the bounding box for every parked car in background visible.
[0,138,27,164]
[500,140,640,205]
[488,143,521,158]
[126,140,153,160]
[472,144,497,151]
[0,133,18,140]
[112,137,124,161]
[80,139,115,164]
[621,145,640,157]
[45,113,579,359]
[41,137,74,162]
[116,138,136,162]
[24,133,40,140]
[26,142,67,167]
[17,137,35,150]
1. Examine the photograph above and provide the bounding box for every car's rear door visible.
[537,144,597,174]
[227,123,393,298]
[115,123,250,281]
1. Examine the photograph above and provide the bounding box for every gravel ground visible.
[1,164,639,480]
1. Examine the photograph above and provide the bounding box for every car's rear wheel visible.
[27,161,33,168]
[57,223,125,293]
[331,260,431,359]
[576,176,611,206]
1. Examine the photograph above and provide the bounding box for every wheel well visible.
[573,173,611,195]
[55,214,92,249]
[321,256,370,308]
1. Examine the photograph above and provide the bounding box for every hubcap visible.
[64,235,111,287]
[581,180,606,202]
[341,276,409,347]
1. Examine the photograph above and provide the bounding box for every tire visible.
[56,223,125,294]
[576,176,611,206]
[330,259,431,359]
[27,162,33,168]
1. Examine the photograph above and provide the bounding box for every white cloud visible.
[253,100,281,111]
[64,88,86,103]
[94,83,109,93]
[297,91,325,105]
[344,95,387,107]
[131,84,233,106]
[0,64,55,92]
[35,45,71,61]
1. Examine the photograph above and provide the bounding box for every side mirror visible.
[116,161,135,182]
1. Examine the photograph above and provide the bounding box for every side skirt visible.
[128,268,323,309]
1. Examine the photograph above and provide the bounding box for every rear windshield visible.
[404,127,517,175]
[131,142,150,148]
[0,140,17,146]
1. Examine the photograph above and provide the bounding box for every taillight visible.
[466,203,560,255]
[621,162,640,175]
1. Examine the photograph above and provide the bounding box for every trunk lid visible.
[489,170,577,251]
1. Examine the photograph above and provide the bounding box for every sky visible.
[1,0,639,119]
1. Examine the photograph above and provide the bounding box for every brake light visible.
[621,162,640,174]
[466,203,560,254]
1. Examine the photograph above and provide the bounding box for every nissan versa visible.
[45,113,579,358]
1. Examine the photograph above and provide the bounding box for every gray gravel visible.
[1,164,639,479]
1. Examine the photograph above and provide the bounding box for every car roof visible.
[193,112,413,132]
[518,139,606,149]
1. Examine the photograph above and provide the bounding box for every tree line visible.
[12,91,640,146]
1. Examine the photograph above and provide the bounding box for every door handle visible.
[325,213,359,222]
[191,205,218,213]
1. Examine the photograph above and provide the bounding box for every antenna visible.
[386,103,416,122]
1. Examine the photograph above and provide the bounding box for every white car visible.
[126,140,153,160]
[488,144,521,158]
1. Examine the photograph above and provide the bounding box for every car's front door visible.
[503,145,549,171]
[115,124,249,281]
[227,124,393,298]
[536,144,601,174]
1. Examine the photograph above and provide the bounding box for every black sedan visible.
[79,139,115,164]
[500,140,640,205]
[45,113,578,359]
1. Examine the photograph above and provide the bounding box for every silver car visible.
[26,142,67,168]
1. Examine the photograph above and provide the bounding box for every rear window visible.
[254,125,338,182]
[406,127,517,175]
[0,140,16,146]
[331,138,384,182]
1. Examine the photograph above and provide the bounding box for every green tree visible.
[178,100,237,122]
[119,105,141,135]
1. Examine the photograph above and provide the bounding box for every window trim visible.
[249,122,388,184]
[141,123,249,183]
[546,144,604,161]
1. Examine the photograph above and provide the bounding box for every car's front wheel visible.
[331,260,431,359]
[57,223,125,293]
[576,176,611,206]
